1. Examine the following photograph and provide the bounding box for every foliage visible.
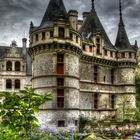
[116,95,135,122]
[135,73,140,108]
[0,87,52,139]
[79,116,91,132]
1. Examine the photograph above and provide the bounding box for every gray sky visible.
[0,0,140,47]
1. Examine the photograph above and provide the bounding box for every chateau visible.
[0,0,138,130]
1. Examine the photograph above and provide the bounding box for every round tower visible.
[29,0,82,130]
[115,0,137,110]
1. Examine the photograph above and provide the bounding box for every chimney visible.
[22,38,27,48]
[22,38,27,58]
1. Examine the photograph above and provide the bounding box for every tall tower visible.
[115,0,137,112]
[29,0,81,129]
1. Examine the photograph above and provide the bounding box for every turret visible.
[29,0,81,130]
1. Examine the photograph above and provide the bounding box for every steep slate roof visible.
[40,0,69,27]
[79,3,115,50]
[0,45,32,75]
[115,0,136,52]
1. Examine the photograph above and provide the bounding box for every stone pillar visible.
[12,61,15,71]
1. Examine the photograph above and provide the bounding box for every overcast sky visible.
[0,0,140,47]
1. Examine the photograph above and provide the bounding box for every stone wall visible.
[118,68,135,84]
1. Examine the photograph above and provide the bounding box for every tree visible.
[0,87,52,139]
[116,95,135,122]
[135,73,140,108]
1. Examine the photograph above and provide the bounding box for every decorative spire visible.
[119,0,122,19]
[119,0,124,26]
[91,0,95,10]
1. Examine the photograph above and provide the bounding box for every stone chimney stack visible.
[68,10,78,30]
[22,38,27,58]
[22,38,27,48]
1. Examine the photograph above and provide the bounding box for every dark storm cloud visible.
[0,0,139,47]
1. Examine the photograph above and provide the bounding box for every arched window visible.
[6,79,12,89]
[15,79,20,89]
[15,61,20,71]
[6,61,12,71]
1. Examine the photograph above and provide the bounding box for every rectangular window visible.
[111,95,115,109]
[89,46,92,52]
[122,52,125,58]
[76,36,78,43]
[59,27,65,38]
[57,64,64,74]
[83,45,86,51]
[50,31,53,37]
[94,94,98,109]
[57,89,64,108]
[94,66,98,83]
[129,52,132,58]
[75,120,78,126]
[96,38,100,44]
[35,34,38,41]
[104,50,107,56]
[57,78,64,86]
[111,69,114,84]
[57,54,64,75]
[110,51,113,57]
[42,32,45,40]
[58,120,65,127]
[57,54,64,63]
[96,44,100,54]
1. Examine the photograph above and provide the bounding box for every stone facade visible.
[0,0,138,131]
[0,40,32,93]
[28,0,137,130]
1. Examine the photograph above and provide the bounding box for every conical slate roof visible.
[115,0,135,52]
[40,0,69,27]
[80,8,114,49]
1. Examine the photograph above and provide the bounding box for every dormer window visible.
[89,46,92,52]
[122,52,125,58]
[35,34,38,41]
[104,50,107,56]
[50,31,53,37]
[110,51,113,57]
[129,52,132,58]
[96,38,100,44]
[96,44,100,54]
[59,27,65,38]
[96,38,100,55]
[42,32,46,40]
[83,45,86,51]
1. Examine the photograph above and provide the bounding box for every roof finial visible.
[91,0,95,10]
[119,0,122,19]
[119,0,124,26]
